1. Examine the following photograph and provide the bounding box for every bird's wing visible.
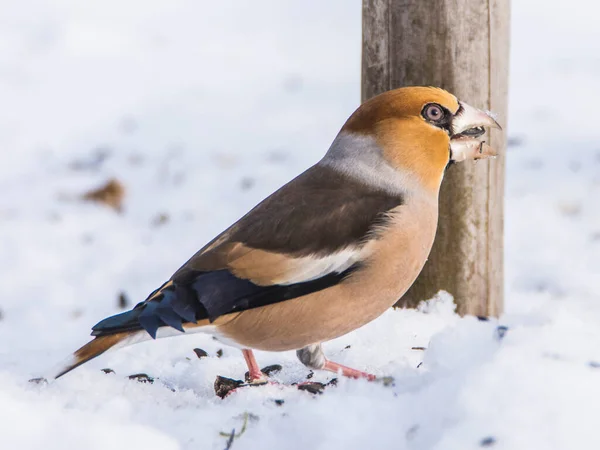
[92,164,404,338]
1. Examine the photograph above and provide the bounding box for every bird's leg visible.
[321,360,376,380]
[296,344,376,381]
[241,349,268,384]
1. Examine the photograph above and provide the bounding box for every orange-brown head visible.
[324,87,500,195]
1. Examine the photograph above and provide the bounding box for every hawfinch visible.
[54,87,500,382]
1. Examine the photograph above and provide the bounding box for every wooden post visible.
[362,0,509,316]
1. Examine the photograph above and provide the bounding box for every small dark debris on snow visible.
[220,412,253,447]
[507,136,525,148]
[239,177,255,191]
[272,399,285,406]
[28,377,48,385]
[344,345,351,350]
[588,361,600,369]
[151,213,169,227]
[496,325,509,340]
[411,346,427,351]
[240,412,259,422]
[417,362,423,369]
[477,315,490,321]
[160,380,177,393]
[216,349,224,358]
[406,424,419,441]
[82,178,125,212]
[223,429,235,450]
[193,348,209,359]
[69,147,111,171]
[261,364,282,377]
[117,291,129,309]
[296,378,337,395]
[480,436,497,447]
[101,368,115,375]
[297,381,326,395]
[376,376,394,387]
[306,370,314,379]
[214,376,245,399]
[128,373,154,384]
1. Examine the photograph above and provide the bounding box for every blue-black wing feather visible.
[91,265,359,338]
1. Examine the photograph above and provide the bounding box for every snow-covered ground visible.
[1,1,599,449]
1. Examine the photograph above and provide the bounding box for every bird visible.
[52,86,500,383]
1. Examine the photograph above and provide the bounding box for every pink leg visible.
[297,345,377,381]
[242,349,267,383]
[322,360,376,381]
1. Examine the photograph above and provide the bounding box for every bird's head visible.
[328,86,501,194]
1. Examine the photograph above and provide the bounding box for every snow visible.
[1,1,599,449]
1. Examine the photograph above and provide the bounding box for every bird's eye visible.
[422,103,445,122]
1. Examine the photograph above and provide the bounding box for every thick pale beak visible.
[450,101,502,162]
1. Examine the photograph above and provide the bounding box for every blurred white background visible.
[1,1,599,449]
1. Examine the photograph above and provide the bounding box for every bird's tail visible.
[52,278,214,379]
[52,304,211,379]
[54,331,140,379]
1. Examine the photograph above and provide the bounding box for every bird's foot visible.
[322,361,395,385]
[241,348,281,385]
[322,360,377,381]
[297,344,379,382]
[244,364,282,384]
[245,375,269,386]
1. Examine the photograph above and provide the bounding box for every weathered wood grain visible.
[362,0,510,316]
